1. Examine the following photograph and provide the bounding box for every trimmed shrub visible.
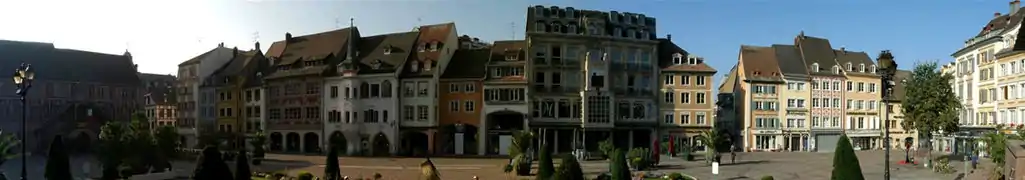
[830,135,865,180]
[537,143,555,179]
[609,149,630,180]
[554,154,584,180]
[192,146,234,180]
[45,136,72,180]
[325,146,342,180]
[235,149,251,180]
[667,173,684,180]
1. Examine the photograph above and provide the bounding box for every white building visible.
[951,1,1024,132]
[396,23,459,156]
[176,43,235,148]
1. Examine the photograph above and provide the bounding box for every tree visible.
[609,149,630,180]
[830,135,864,180]
[45,135,72,180]
[98,121,127,180]
[696,130,725,165]
[554,154,584,180]
[0,130,19,180]
[536,143,555,179]
[192,146,234,180]
[124,115,157,174]
[235,149,252,180]
[508,130,534,176]
[324,146,341,180]
[983,127,1011,167]
[153,126,178,171]
[901,62,961,162]
[420,158,441,180]
[250,131,266,165]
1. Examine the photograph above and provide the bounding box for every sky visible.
[0,0,1010,87]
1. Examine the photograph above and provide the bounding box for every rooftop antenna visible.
[252,32,260,43]
[510,22,516,39]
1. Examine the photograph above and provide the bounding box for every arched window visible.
[381,80,392,98]
[859,64,866,72]
[811,63,820,72]
[833,66,841,74]
[870,65,877,73]
[360,82,370,98]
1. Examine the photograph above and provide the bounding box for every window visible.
[449,101,459,112]
[417,82,429,96]
[696,112,706,125]
[663,112,674,124]
[449,84,460,93]
[664,75,674,85]
[403,106,414,121]
[417,105,429,121]
[680,75,691,85]
[681,92,691,103]
[672,54,683,64]
[681,113,690,124]
[403,82,414,96]
[370,83,381,97]
[811,63,819,72]
[847,82,853,91]
[832,81,840,91]
[696,93,706,104]
[464,84,475,92]
[696,76,706,85]
[330,86,338,98]
[381,81,392,97]
[664,92,674,103]
[869,83,877,93]
[464,100,475,112]
[857,82,865,92]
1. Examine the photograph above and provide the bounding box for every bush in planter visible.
[626,148,652,170]
[597,138,614,159]
[830,134,864,180]
[667,173,684,180]
[325,146,342,180]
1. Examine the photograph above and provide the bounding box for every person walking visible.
[730,144,737,164]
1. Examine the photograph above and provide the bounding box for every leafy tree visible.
[901,62,961,163]
[598,138,614,159]
[324,145,341,180]
[983,127,1011,167]
[154,126,178,159]
[536,143,555,179]
[45,135,72,180]
[98,121,127,180]
[235,149,252,180]
[192,146,234,180]
[830,135,864,180]
[0,130,19,180]
[609,149,630,180]
[508,130,534,176]
[554,154,584,180]
[696,130,725,165]
[250,131,266,165]
[420,158,440,180]
[125,115,157,174]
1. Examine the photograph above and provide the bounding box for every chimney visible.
[667,34,672,41]
[1014,0,1022,15]
[996,12,1003,18]
[285,33,293,42]
[219,42,224,47]
[254,42,261,51]
[233,47,238,55]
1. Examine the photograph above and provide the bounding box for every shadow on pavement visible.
[722,160,769,166]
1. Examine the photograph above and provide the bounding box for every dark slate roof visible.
[179,46,232,66]
[739,45,784,82]
[202,49,254,87]
[138,73,175,85]
[657,39,716,73]
[402,23,456,78]
[486,40,528,82]
[718,64,738,93]
[242,49,271,88]
[977,7,1025,38]
[771,44,809,79]
[146,85,176,105]
[351,32,420,75]
[795,34,844,77]
[265,27,356,79]
[441,49,491,79]
[0,40,140,86]
[833,50,877,76]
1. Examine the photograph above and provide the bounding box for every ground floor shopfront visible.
[661,127,712,154]
[527,123,657,155]
[748,129,811,152]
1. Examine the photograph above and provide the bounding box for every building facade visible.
[657,37,717,152]
[837,50,882,150]
[436,49,490,155]
[795,34,848,153]
[176,44,235,148]
[398,23,460,156]
[140,73,177,130]
[480,40,529,155]
[735,45,785,152]
[773,45,811,152]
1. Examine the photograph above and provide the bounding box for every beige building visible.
[734,45,785,152]
[773,45,812,151]
[883,70,916,149]
[657,37,717,149]
[837,50,883,150]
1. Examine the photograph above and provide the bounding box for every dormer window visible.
[371,59,383,69]
[423,60,434,71]
[410,61,419,72]
[833,66,841,74]
[566,8,575,18]
[846,62,853,71]
[811,63,820,72]
[383,46,392,55]
[552,23,562,33]
[687,57,697,65]
[505,53,519,61]
[536,21,546,32]
[870,65,877,73]
[567,24,577,34]
[672,53,683,65]
[418,44,426,52]
[859,64,866,72]
[429,42,439,52]
[753,71,762,76]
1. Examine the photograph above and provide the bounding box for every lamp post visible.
[12,63,34,180]
[876,50,898,180]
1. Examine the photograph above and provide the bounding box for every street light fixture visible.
[12,63,34,180]
[876,50,898,180]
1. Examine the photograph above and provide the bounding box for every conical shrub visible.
[235,149,251,180]
[554,154,584,180]
[325,146,341,180]
[536,143,555,179]
[193,146,234,180]
[420,158,440,180]
[45,135,72,180]
[609,149,630,180]
[830,134,864,180]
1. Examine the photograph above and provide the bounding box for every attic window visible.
[753,71,761,76]
[418,44,426,52]
[833,66,841,74]
[846,63,853,71]
[429,42,439,52]
[672,53,683,65]
[371,59,383,69]
[811,63,820,72]
[410,61,419,72]
[505,54,519,61]
[870,65,877,73]
[383,46,392,55]
[423,60,435,71]
[859,64,866,72]
[687,57,697,65]
[771,72,779,76]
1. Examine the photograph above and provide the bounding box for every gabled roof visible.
[657,38,716,73]
[146,86,176,105]
[402,23,457,78]
[441,49,491,79]
[977,7,1025,38]
[718,64,739,93]
[242,48,271,88]
[265,27,356,79]
[0,40,140,86]
[771,44,809,78]
[795,34,843,77]
[833,50,877,76]
[179,46,232,66]
[138,73,175,85]
[486,40,527,82]
[739,45,784,82]
[265,41,287,58]
[351,32,420,75]
[202,49,254,87]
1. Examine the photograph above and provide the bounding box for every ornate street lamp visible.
[876,50,897,180]
[12,63,33,180]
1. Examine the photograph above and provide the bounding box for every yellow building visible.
[203,48,267,148]
[883,70,917,149]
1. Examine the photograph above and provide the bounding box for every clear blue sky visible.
[0,0,1008,86]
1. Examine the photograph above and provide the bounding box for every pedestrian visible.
[730,144,737,164]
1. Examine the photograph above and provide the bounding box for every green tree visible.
[696,130,725,165]
[554,154,584,180]
[192,146,234,180]
[609,149,630,180]
[44,135,72,180]
[153,126,177,171]
[98,121,127,180]
[0,130,19,180]
[830,135,864,180]
[250,131,266,165]
[125,115,157,174]
[536,143,555,179]
[235,149,252,180]
[983,127,1011,167]
[324,145,341,180]
[901,62,961,162]
[508,130,534,176]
